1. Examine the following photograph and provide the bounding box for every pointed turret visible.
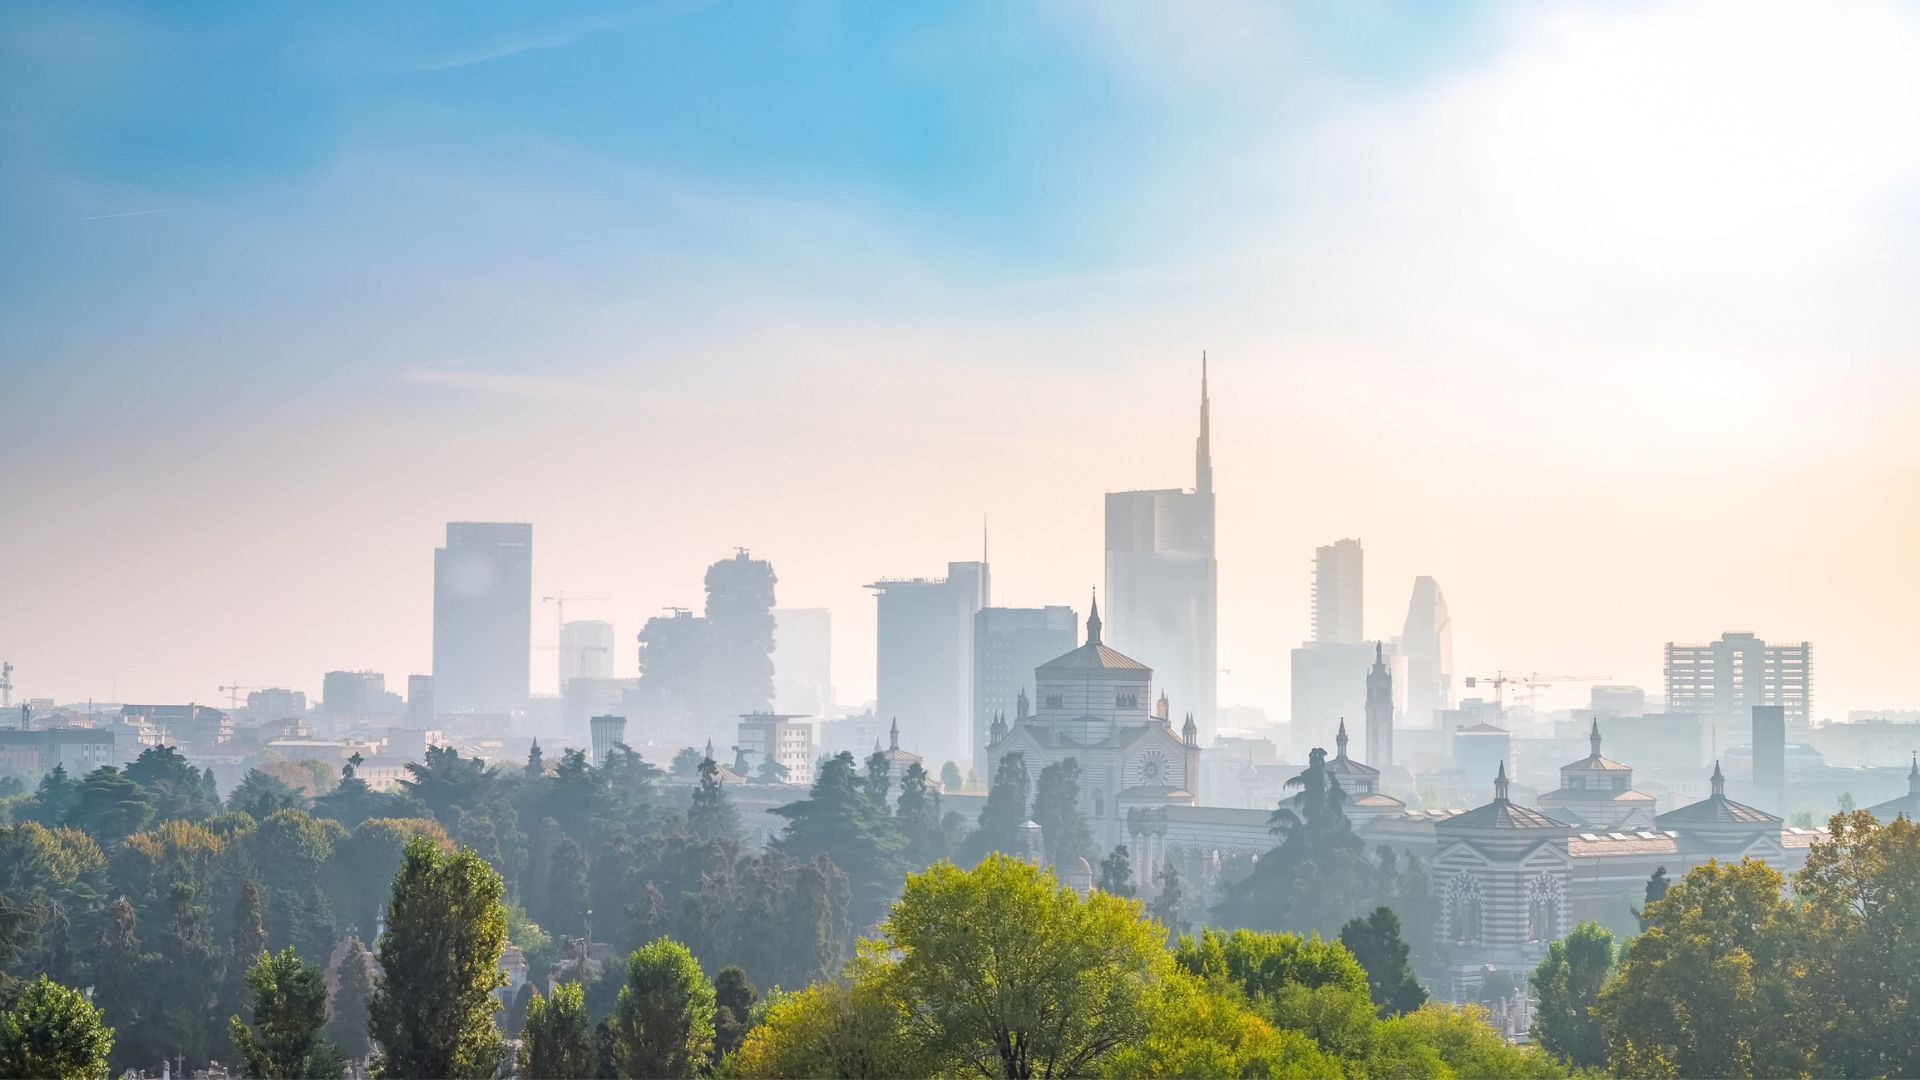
[1710,759,1726,798]
[1494,760,1511,802]
[1086,589,1102,645]
[1016,686,1030,720]
[989,710,1008,746]
[1589,718,1603,758]
[1910,754,1919,795]
[1156,689,1170,722]
[889,716,900,751]
[1182,711,1198,747]
[1335,719,1350,760]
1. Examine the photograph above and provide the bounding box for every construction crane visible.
[542,592,608,639]
[218,684,254,711]
[1463,672,1613,719]
[0,662,11,708]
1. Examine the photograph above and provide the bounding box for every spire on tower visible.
[1086,588,1102,645]
[1195,351,1213,496]
[889,716,900,751]
[1711,760,1726,798]
[1335,719,1349,759]
[1590,718,1602,757]
[1494,760,1511,802]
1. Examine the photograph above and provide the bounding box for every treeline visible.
[1531,810,1920,1078]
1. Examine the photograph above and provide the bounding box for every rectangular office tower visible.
[1104,359,1217,741]
[1313,538,1364,645]
[433,522,533,715]
[1664,631,1811,730]
[772,607,834,717]
[870,561,988,770]
[973,604,1077,768]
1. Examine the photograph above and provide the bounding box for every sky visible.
[4,0,1919,722]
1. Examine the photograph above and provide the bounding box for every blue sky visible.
[5,1,1919,723]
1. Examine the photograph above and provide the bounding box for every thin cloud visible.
[410,5,710,73]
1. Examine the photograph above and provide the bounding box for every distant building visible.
[406,675,434,725]
[1399,576,1452,727]
[0,728,114,781]
[1664,631,1810,729]
[972,604,1077,770]
[1453,721,1511,785]
[1865,757,1920,821]
[244,688,308,719]
[869,561,988,771]
[1588,685,1646,715]
[771,608,833,717]
[819,710,880,760]
[1312,539,1364,645]
[1538,721,1657,829]
[1104,359,1217,743]
[320,671,402,718]
[1751,705,1786,814]
[1290,641,1377,761]
[986,601,1200,867]
[1365,642,1394,768]
[588,715,627,767]
[433,522,533,715]
[735,712,815,786]
[558,620,615,694]
[563,677,639,740]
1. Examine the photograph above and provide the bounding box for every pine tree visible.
[963,753,1030,863]
[87,896,147,1070]
[1031,758,1096,868]
[1338,906,1428,1017]
[895,762,947,867]
[1631,865,1670,931]
[774,753,906,929]
[327,936,376,1064]
[940,761,964,792]
[863,751,891,806]
[369,838,509,1079]
[222,881,270,1054]
[229,946,348,1080]
[545,837,590,938]
[525,741,546,778]
[687,757,742,843]
[37,901,71,986]
[1149,859,1189,937]
[1096,846,1135,898]
[712,966,758,1058]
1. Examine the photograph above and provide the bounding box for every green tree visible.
[687,756,742,843]
[124,745,221,822]
[774,752,905,929]
[0,975,114,1080]
[610,938,716,1080]
[518,981,596,1080]
[543,836,589,938]
[1629,864,1669,931]
[712,966,757,1058]
[1594,858,1812,1078]
[228,770,308,820]
[729,980,926,1079]
[669,747,702,778]
[893,762,947,868]
[1096,845,1134,897]
[524,741,546,779]
[1339,906,1428,1017]
[1149,858,1190,938]
[1171,926,1376,1058]
[863,750,892,806]
[962,752,1030,862]
[221,880,270,1050]
[1031,758,1096,869]
[326,935,376,1064]
[325,817,451,939]
[369,838,508,1080]
[67,767,153,846]
[1215,747,1375,937]
[85,896,148,1071]
[23,765,81,827]
[228,946,348,1080]
[882,853,1169,1077]
[1795,810,1920,1076]
[1530,920,1612,1068]
[940,761,964,792]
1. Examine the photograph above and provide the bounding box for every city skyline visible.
[6,1,1920,719]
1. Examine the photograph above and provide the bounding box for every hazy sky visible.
[5,1,1919,722]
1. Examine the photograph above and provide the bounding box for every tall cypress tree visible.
[369,838,508,1079]
[1030,758,1096,868]
[963,753,1030,863]
[687,757,741,843]
[774,753,905,929]
[327,936,376,1064]
[894,762,947,867]
[610,939,716,1080]
[545,837,590,938]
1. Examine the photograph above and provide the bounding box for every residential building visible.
[736,712,816,786]
[1664,631,1810,730]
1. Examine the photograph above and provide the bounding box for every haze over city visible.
[7,0,1920,717]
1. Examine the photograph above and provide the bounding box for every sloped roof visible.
[1540,787,1656,803]
[1438,798,1569,831]
[1562,754,1633,773]
[1036,643,1150,672]
[1455,722,1508,734]
[1326,755,1381,780]
[1655,793,1778,827]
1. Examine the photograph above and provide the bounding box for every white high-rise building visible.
[1400,576,1453,728]
[558,620,615,695]
[1312,538,1363,645]
[1664,632,1811,729]
[772,608,833,717]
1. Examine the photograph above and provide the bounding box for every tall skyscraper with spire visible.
[1365,641,1394,768]
[1103,356,1218,742]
